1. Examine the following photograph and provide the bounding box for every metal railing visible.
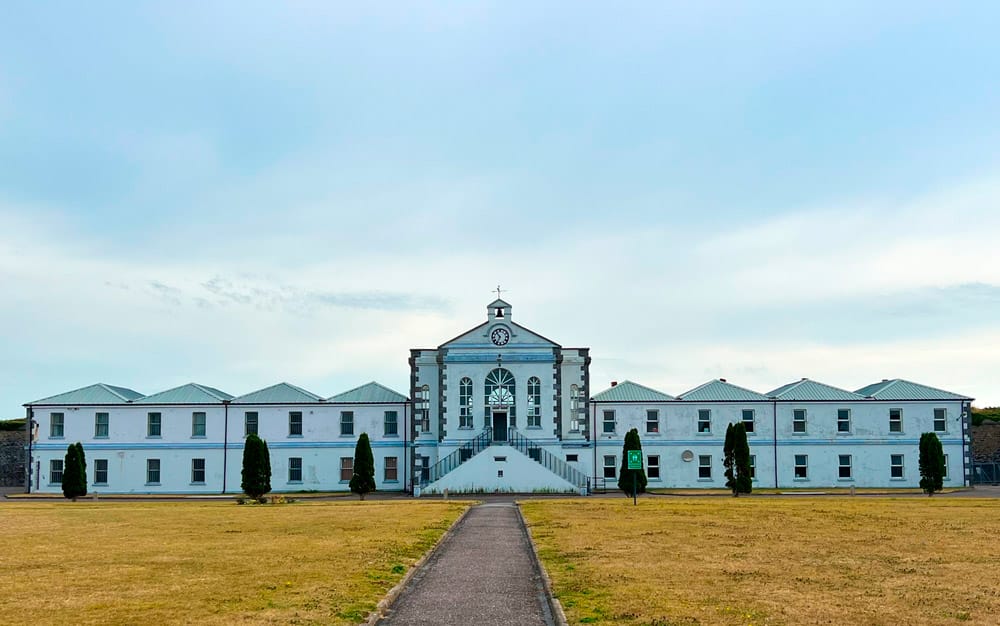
[506,427,590,490]
[972,462,1000,485]
[421,428,492,486]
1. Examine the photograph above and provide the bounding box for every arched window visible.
[485,368,516,425]
[527,377,542,428]
[459,377,473,429]
[419,385,430,432]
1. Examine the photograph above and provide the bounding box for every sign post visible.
[627,450,642,506]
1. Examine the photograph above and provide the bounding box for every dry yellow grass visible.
[521,497,1000,625]
[0,500,468,625]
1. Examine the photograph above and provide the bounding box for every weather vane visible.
[494,284,508,299]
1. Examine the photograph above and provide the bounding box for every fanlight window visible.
[485,368,516,416]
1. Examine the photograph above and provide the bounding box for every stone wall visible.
[972,422,1000,463]
[0,430,26,487]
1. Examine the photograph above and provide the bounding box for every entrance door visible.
[492,412,508,442]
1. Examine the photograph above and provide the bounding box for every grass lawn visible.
[521,497,1000,625]
[0,500,468,625]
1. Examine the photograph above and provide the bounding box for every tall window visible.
[794,454,808,479]
[603,455,616,479]
[889,408,903,433]
[384,411,398,436]
[146,459,161,484]
[890,454,905,479]
[934,408,947,432]
[289,457,302,482]
[340,411,354,436]
[647,455,660,479]
[527,377,542,428]
[244,412,258,437]
[749,455,756,480]
[191,458,206,484]
[485,369,516,423]
[602,410,615,434]
[95,413,109,438]
[697,409,711,434]
[459,378,473,429]
[837,409,851,433]
[698,455,712,479]
[50,459,64,484]
[839,454,852,480]
[384,456,398,481]
[792,409,806,434]
[570,384,581,432]
[742,409,755,434]
[418,385,430,432]
[288,411,303,436]
[50,413,65,438]
[147,412,162,438]
[943,454,949,479]
[646,410,659,434]
[192,412,206,437]
[94,459,108,485]
[340,457,353,482]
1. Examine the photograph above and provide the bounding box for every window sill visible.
[49,437,64,440]
[793,477,809,481]
[526,426,543,430]
[697,477,713,482]
[836,431,852,436]
[145,482,161,486]
[287,435,303,438]
[890,477,906,481]
[648,476,662,481]
[146,436,162,440]
[94,436,109,440]
[191,435,206,439]
[384,434,399,438]
[645,432,661,436]
[792,431,807,436]
[837,478,854,482]
[697,431,713,436]
[339,434,355,438]
[48,482,62,487]
[190,482,206,486]
[383,479,399,484]
[456,426,474,430]
[93,483,107,487]
[889,430,903,435]
[287,480,303,485]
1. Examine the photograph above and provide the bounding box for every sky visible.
[2,2,999,415]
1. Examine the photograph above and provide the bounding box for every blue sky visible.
[2,2,999,413]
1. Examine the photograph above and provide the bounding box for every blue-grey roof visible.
[677,379,770,402]
[231,382,324,404]
[767,379,865,401]
[591,380,674,402]
[855,379,973,401]
[328,382,408,404]
[135,383,233,404]
[27,383,144,405]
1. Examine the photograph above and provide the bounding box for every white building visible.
[23,299,973,493]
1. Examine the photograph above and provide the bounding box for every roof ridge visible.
[189,382,230,401]
[98,383,132,401]
[677,379,715,398]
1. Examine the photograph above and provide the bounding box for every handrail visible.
[421,428,492,486]
[506,427,589,489]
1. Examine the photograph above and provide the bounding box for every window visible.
[934,408,947,433]
[570,384,581,432]
[603,410,615,434]
[95,413,109,438]
[459,377,473,428]
[528,447,541,462]
[792,409,806,434]
[94,459,108,485]
[566,454,579,462]
[287,411,302,436]
[384,456,398,481]
[742,409,755,434]
[837,409,851,433]
[648,455,660,479]
[289,457,302,482]
[794,454,808,479]
[244,412,258,437]
[340,411,354,436]
[527,377,542,428]
[646,410,659,434]
[749,454,756,480]
[839,454,852,480]
[418,385,430,432]
[603,455,616,479]
[697,409,711,434]
[50,413,65,438]
[889,408,902,433]
[384,410,398,436]
[146,459,161,484]
[943,454,949,480]
[192,412,206,437]
[340,457,353,482]
[50,459,64,484]
[698,455,712,479]
[890,454,904,479]
[485,369,516,422]
[147,412,162,438]
[191,458,206,484]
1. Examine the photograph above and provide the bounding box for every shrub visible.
[62,442,87,501]
[617,428,648,495]
[241,434,272,500]
[919,432,946,496]
[724,422,752,497]
[349,433,376,499]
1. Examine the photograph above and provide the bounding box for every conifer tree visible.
[724,423,752,496]
[919,432,946,496]
[241,434,272,501]
[62,442,87,501]
[723,423,736,493]
[617,428,647,495]
[349,432,376,499]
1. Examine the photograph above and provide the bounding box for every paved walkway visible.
[378,503,553,626]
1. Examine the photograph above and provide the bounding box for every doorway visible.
[492,412,508,442]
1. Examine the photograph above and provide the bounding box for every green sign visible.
[627,450,642,470]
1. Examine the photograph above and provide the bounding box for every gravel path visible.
[378,503,554,626]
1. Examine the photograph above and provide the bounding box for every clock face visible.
[490,327,510,346]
